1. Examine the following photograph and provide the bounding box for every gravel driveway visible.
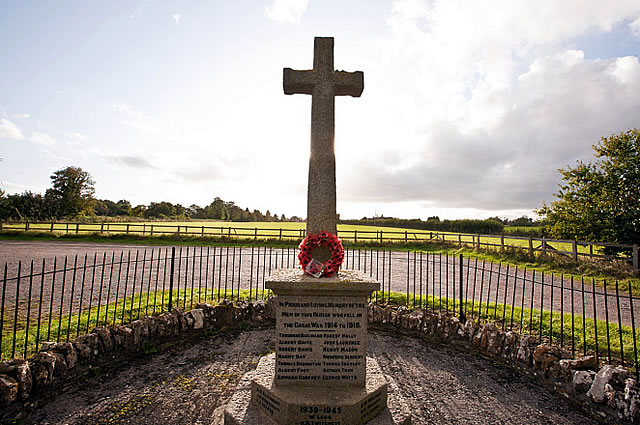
[24,328,597,425]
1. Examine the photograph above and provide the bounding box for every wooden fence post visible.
[404,231,408,243]
[501,234,505,251]
[541,238,547,255]
[100,223,104,233]
[50,221,55,232]
[75,223,79,234]
[572,240,578,262]
[279,228,282,240]
[150,224,154,236]
[255,228,258,240]
[25,221,29,231]
[477,235,481,250]
[528,236,534,257]
[126,223,130,234]
[380,230,383,244]
[201,226,204,237]
[177,225,180,234]
[354,230,358,243]
[65,222,69,233]
[633,244,639,277]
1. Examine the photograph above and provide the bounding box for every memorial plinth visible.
[224,270,410,425]
[268,269,378,387]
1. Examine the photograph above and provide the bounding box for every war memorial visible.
[223,37,411,425]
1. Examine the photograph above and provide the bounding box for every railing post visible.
[168,247,175,312]
[572,240,578,262]
[459,254,465,323]
[633,244,639,277]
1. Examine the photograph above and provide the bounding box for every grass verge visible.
[2,289,638,376]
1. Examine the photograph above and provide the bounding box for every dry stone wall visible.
[0,300,638,423]
[0,300,274,421]
[368,304,640,423]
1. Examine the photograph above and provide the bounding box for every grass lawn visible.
[2,288,637,374]
[1,220,597,258]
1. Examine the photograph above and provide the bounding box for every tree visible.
[538,129,640,253]
[47,166,95,218]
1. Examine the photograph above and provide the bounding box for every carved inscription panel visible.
[275,295,368,386]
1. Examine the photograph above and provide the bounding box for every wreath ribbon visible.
[298,230,344,277]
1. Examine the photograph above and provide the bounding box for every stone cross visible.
[284,37,364,236]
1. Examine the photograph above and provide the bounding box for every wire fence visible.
[2,221,638,270]
[1,245,639,379]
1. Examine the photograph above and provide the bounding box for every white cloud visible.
[11,113,30,119]
[112,102,146,120]
[338,0,640,215]
[29,131,56,146]
[344,50,640,211]
[630,16,640,38]
[0,118,25,140]
[63,131,88,145]
[264,0,308,24]
[172,13,183,24]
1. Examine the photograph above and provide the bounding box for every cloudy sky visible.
[1,1,640,220]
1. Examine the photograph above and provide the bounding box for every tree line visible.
[340,216,505,235]
[0,166,299,222]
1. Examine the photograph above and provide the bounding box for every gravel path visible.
[24,328,597,425]
[0,240,637,330]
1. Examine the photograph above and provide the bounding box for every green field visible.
[0,220,604,258]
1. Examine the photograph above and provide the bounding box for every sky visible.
[1,1,640,221]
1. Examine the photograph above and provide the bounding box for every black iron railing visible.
[1,246,638,379]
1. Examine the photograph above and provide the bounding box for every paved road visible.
[24,328,597,424]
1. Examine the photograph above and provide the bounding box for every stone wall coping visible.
[266,269,379,295]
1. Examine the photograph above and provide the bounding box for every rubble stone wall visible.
[369,304,640,423]
[1,300,637,423]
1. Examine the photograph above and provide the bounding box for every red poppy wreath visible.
[298,230,344,277]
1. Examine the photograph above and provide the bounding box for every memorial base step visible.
[224,354,410,425]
